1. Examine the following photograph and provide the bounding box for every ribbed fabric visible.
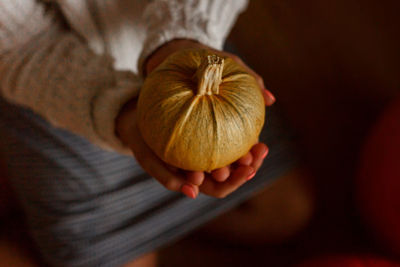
[0,97,297,267]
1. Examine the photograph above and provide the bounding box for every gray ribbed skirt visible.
[0,97,297,267]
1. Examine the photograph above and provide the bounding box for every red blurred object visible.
[296,255,400,267]
[357,95,400,255]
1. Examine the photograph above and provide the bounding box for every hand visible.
[146,39,273,192]
[116,99,269,199]
[116,39,273,199]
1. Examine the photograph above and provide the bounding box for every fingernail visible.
[264,90,276,104]
[181,184,196,199]
[262,147,269,159]
[246,171,256,181]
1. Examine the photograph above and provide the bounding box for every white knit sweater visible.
[0,0,247,155]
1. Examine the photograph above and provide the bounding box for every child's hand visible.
[197,142,269,198]
[146,39,273,186]
[116,100,202,198]
[116,39,273,199]
[115,100,267,199]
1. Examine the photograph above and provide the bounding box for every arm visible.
[0,0,140,155]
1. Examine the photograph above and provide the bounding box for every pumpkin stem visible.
[196,54,224,95]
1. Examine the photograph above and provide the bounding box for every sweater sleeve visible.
[138,0,248,75]
[0,1,140,155]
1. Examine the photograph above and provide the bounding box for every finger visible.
[192,184,199,198]
[250,143,269,171]
[186,171,205,186]
[130,125,187,192]
[181,183,198,199]
[236,152,253,166]
[200,165,255,198]
[263,89,276,106]
[211,166,230,182]
[131,129,201,199]
[135,148,185,192]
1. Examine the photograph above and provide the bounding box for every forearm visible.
[0,23,140,154]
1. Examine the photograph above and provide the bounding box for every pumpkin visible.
[137,49,265,172]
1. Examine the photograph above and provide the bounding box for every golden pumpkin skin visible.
[137,49,265,172]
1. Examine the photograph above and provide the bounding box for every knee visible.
[201,167,315,245]
[244,167,315,243]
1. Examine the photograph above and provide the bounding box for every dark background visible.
[160,0,400,266]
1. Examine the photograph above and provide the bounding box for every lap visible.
[0,97,297,267]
